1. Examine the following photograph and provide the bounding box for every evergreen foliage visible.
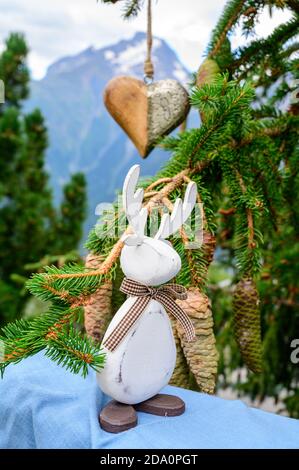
[1,2,299,415]
[53,173,87,253]
[0,34,87,325]
[101,0,143,18]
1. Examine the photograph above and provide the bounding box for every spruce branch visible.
[0,303,105,377]
[162,183,216,290]
[232,15,299,74]
[45,326,105,377]
[236,170,256,250]
[122,0,143,18]
[221,156,263,277]
[207,0,246,59]
[0,305,76,374]
[100,0,143,18]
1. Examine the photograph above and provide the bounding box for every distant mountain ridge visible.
[25,32,197,241]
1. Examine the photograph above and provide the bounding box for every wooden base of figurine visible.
[99,394,185,433]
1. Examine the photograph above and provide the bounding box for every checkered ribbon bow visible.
[103,278,196,352]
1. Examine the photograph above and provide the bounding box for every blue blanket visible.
[0,352,298,449]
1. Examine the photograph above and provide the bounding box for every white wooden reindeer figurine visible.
[97,165,197,433]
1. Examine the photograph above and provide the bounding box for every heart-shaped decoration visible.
[104,76,190,158]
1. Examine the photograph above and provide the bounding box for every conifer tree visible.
[0,33,87,325]
[1,2,298,416]
[52,173,87,254]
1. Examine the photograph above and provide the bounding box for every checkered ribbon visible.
[103,278,196,352]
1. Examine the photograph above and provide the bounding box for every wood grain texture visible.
[104,76,148,157]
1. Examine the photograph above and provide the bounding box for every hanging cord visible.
[144,0,154,83]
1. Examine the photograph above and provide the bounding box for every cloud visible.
[0,0,293,79]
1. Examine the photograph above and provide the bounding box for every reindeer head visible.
[120,165,197,286]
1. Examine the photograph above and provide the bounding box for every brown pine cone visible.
[84,253,113,343]
[202,231,216,267]
[233,278,263,374]
[196,58,220,88]
[169,317,191,390]
[196,58,220,123]
[176,287,219,394]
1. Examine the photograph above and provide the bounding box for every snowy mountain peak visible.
[46,32,189,83]
[103,34,163,75]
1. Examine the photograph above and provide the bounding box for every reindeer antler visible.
[121,165,197,244]
[155,182,197,240]
[122,165,148,245]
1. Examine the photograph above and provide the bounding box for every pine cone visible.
[84,253,113,343]
[169,317,191,389]
[176,288,219,394]
[202,231,216,266]
[233,278,263,374]
[196,58,220,123]
[196,58,220,88]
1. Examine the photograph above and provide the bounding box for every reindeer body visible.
[97,296,176,404]
[97,165,197,407]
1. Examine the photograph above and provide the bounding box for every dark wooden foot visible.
[134,394,185,417]
[99,400,137,433]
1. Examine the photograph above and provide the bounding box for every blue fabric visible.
[0,352,298,449]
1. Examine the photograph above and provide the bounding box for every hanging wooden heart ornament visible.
[104,76,190,158]
[103,0,190,158]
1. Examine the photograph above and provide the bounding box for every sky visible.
[0,0,293,80]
